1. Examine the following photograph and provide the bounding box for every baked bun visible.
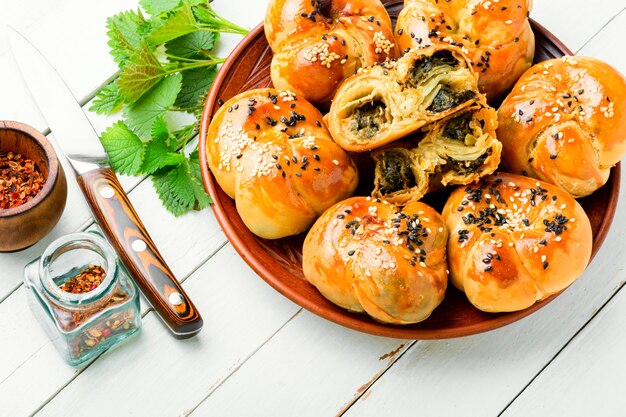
[497,56,626,197]
[327,45,482,152]
[303,196,448,324]
[372,102,501,204]
[442,173,592,313]
[264,0,399,105]
[395,0,534,102]
[206,88,358,239]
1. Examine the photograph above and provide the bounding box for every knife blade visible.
[9,27,203,338]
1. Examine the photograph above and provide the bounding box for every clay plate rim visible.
[199,17,620,339]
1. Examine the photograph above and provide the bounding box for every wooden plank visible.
[576,7,626,68]
[531,0,624,52]
[188,311,410,417]
[501,281,626,416]
[20,245,300,417]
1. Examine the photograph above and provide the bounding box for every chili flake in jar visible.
[0,151,45,209]
[59,265,106,294]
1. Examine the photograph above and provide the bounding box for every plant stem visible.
[197,26,247,35]
[163,58,225,74]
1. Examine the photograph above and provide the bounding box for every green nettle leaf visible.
[139,0,182,16]
[152,161,198,216]
[90,80,124,114]
[142,118,184,174]
[142,138,185,174]
[191,5,216,25]
[147,2,198,45]
[106,10,146,66]
[189,149,212,208]
[150,116,171,143]
[100,121,145,175]
[124,73,183,137]
[118,43,165,103]
[174,66,216,111]
[165,31,218,59]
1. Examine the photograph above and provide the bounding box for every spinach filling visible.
[428,86,475,113]
[378,150,416,194]
[447,149,491,175]
[408,50,458,87]
[349,100,387,139]
[443,113,473,141]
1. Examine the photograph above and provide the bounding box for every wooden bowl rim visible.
[199,20,621,339]
[0,120,61,219]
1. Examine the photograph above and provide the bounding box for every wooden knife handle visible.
[78,167,203,338]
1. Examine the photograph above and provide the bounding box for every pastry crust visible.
[264,0,399,106]
[372,102,501,204]
[442,173,592,313]
[206,88,359,239]
[326,45,482,152]
[395,0,534,102]
[303,196,448,324]
[497,56,626,197]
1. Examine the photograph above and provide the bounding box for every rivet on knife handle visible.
[77,167,203,338]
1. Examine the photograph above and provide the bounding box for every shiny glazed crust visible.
[497,56,626,197]
[264,0,399,105]
[372,102,502,204]
[303,196,448,324]
[395,0,534,102]
[206,88,359,239]
[326,45,482,152]
[442,173,592,313]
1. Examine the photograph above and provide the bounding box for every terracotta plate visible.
[199,1,620,339]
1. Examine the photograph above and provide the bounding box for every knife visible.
[9,27,203,339]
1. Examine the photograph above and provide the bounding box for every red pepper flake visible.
[59,265,106,294]
[0,151,45,209]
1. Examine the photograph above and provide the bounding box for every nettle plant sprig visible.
[91,0,247,215]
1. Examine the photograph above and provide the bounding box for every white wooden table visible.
[1,1,625,416]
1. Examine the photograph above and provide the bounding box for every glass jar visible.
[24,231,141,366]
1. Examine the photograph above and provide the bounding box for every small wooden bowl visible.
[199,2,621,339]
[0,121,67,252]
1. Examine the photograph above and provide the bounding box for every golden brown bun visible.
[395,0,534,102]
[303,196,448,324]
[326,45,482,152]
[497,56,626,197]
[264,0,399,105]
[442,173,592,313]
[372,102,501,204]
[206,88,359,239]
